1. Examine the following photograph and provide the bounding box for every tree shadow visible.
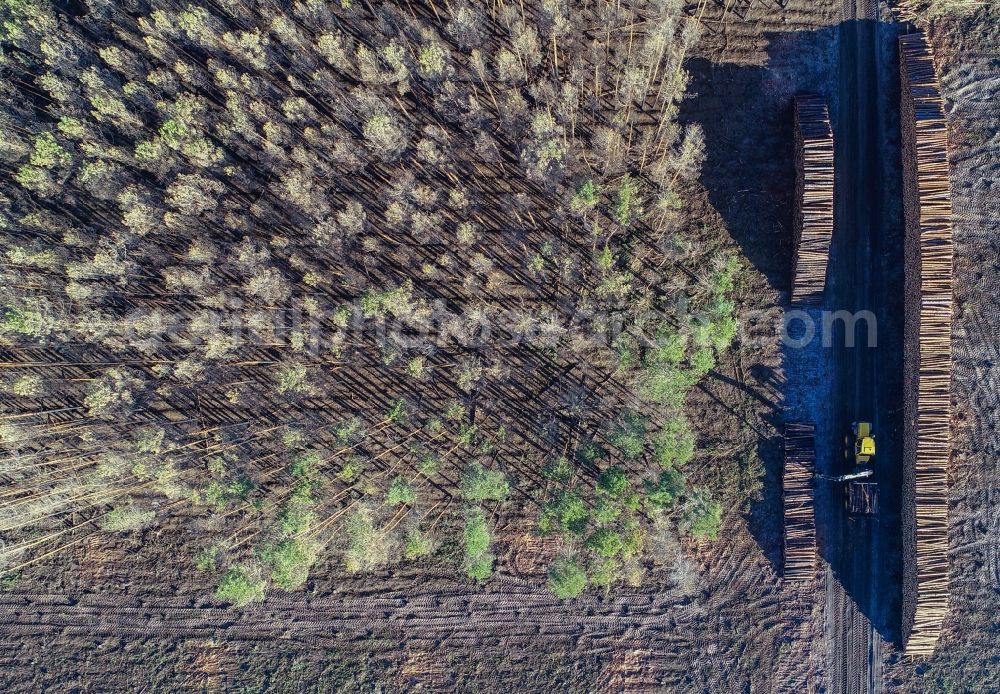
[681,20,907,647]
[681,27,839,291]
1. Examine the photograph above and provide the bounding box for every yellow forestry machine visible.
[816,421,879,515]
[844,421,878,516]
[850,421,875,465]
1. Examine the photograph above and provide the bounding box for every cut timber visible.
[791,96,835,306]
[900,31,953,660]
[846,481,879,516]
[783,421,816,581]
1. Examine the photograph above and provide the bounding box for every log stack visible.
[899,31,953,659]
[791,96,835,306]
[783,421,817,581]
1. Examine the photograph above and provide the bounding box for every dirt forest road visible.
[824,0,906,692]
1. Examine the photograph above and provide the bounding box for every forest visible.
[0,0,741,605]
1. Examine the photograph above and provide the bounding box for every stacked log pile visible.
[791,96,835,306]
[783,421,816,581]
[847,482,879,516]
[899,31,953,659]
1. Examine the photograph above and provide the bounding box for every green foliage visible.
[575,440,607,466]
[100,503,155,532]
[527,252,545,274]
[203,476,254,511]
[386,476,415,506]
[597,466,630,497]
[216,565,266,606]
[1,301,52,339]
[417,41,447,78]
[13,164,49,192]
[647,324,688,367]
[208,456,226,477]
[612,175,640,225]
[362,114,406,160]
[608,411,646,459]
[384,398,407,424]
[595,245,615,272]
[711,256,740,297]
[465,553,493,580]
[463,507,490,557]
[618,517,645,560]
[134,427,165,455]
[595,270,632,300]
[29,132,70,168]
[637,362,697,409]
[344,506,386,573]
[586,528,623,558]
[0,0,731,602]
[645,468,686,511]
[689,347,716,377]
[463,506,493,580]
[333,417,363,444]
[10,373,43,397]
[360,282,413,318]
[539,489,589,537]
[460,462,510,502]
[694,309,738,355]
[7,245,57,269]
[278,486,316,535]
[406,356,425,378]
[570,179,599,214]
[443,399,465,420]
[258,537,317,590]
[416,453,440,477]
[653,417,695,468]
[337,456,363,482]
[681,488,722,539]
[289,451,320,479]
[456,423,478,446]
[0,0,38,40]
[403,529,432,560]
[275,364,311,395]
[547,555,587,599]
[593,497,621,524]
[135,140,165,161]
[542,456,573,482]
[194,545,219,571]
[589,557,621,589]
[916,0,979,16]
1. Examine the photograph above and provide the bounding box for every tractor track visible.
[0,582,707,672]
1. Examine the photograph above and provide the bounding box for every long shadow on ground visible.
[681,20,907,647]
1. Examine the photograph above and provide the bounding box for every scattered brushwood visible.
[897,0,982,21]
[782,421,816,581]
[899,31,953,659]
[790,96,834,307]
[0,0,740,598]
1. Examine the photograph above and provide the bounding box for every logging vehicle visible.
[848,421,876,465]
[817,422,879,516]
[816,469,879,517]
[846,422,877,514]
